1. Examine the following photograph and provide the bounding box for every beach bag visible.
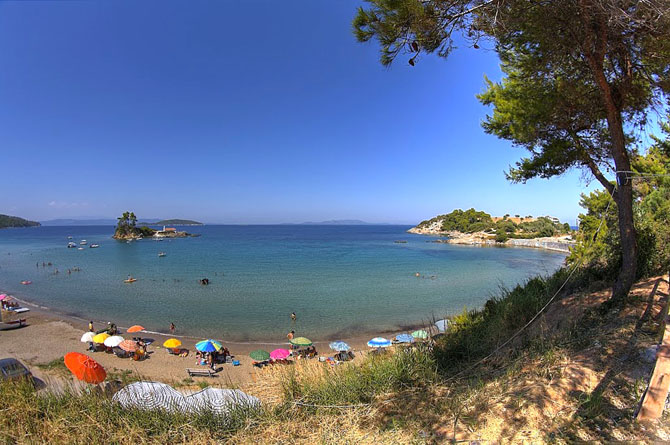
[232,360,240,366]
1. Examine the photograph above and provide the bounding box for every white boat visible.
[158,252,166,257]
[77,247,84,250]
[90,244,100,248]
[67,236,73,239]
[80,240,87,245]
[67,242,77,248]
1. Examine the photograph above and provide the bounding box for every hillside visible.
[139,219,203,226]
[0,214,40,228]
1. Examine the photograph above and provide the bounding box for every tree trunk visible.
[612,176,637,302]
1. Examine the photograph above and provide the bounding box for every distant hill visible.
[296,219,384,225]
[40,218,117,226]
[0,214,41,228]
[139,219,203,226]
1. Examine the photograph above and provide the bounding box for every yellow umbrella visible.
[163,338,181,348]
[92,333,110,344]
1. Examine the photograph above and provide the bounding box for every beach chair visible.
[186,368,216,377]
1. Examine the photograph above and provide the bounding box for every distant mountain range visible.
[0,214,41,228]
[138,219,203,226]
[40,219,118,226]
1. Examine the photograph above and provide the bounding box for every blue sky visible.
[1,1,604,225]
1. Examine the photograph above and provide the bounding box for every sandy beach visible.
[0,293,413,392]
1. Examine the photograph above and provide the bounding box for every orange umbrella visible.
[118,340,138,352]
[64,352,106,384]
[127,325,145,333]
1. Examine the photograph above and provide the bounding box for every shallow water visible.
[0,225,566,341]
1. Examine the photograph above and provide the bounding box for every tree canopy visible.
[353,0,670,301]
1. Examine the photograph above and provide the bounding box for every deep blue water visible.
[0,225,566,341]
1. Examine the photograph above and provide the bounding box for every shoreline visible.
[407,229,575,253]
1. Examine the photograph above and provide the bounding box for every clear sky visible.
[1,0,601,225]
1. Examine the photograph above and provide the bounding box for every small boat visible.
[90,244,100,248]
[20,280,32,285]
[77,247,84,250]
[0,319,26,331]
[67,242,77,248]
[67,236,73,239]
[80,240,87,245]
[124,277,137,283]
[158,252,166,257]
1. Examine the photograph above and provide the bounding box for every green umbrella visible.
[411,329,429,339]
[249,349,270,361]
[289,336,313,347]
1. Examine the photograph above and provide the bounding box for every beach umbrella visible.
[127,325,145,333]
[195,339,222,353]
[0,294,7,301]
[367,337,392,348]
[289,337,313,347]
[92,333,110,344]
[435,319,449,333]
[395,334,415,344]
[249,349,270,361]
[118,340,138,352]
[411,330,429,340]
[64,352,106,384]
[270,348,290,360]
[329,341,351,352]
[163,338,182,349]
[104,335,124,348]
[80,332,95,343]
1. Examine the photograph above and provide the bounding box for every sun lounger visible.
[186,368,216,377]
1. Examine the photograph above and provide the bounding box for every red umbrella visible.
[64,352,106,384]
[118,340,138,352]
[127,325,145,333]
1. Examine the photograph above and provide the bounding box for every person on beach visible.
[170,322,176,334]
[88,321,94,332]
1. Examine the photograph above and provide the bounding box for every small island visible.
[0,214,41,229]
[113,212,196,240]
[408,208,575,252]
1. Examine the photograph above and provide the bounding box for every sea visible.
[0,225,567,342]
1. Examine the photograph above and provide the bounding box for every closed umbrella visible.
[329,341,351,352]
[92,333,110,344]
[118,340,138,352]
[64,352,106,384]
[195,339,222,352]
[289,337,312,347]
[395,334,415,343]
[127,325,145,333]
[249,350,270,361]
[163,338,182,349]
[270,349,290,360]
[104,335,124,348]
[367,337,392,348]
[411,330,429,340]
[80,332,95,343]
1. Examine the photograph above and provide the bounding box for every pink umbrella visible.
[0,294,7,301]
[270,348,290,360]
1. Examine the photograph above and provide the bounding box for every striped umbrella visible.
[113,382,180,412]
[289,337,312,347]
[92,333,110,344]
[411,330,429,339]
[270,349,290,360]
[249,349,270,361]
[367,337,392,348]
[80,332,95,343]
[195,339,222,353]
[329,341,351,352]
[118,340,138,352]
[64,352,106,384]
[395,334,415,343]
[104,335,124,348]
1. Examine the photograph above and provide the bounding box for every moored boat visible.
[0,319,26,330]
[90,244,100,248]
[80,240,87,245]
[158,252,166,257]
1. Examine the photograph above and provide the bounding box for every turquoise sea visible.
[0,225,566,341]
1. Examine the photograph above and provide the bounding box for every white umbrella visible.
[80,332,95,343]
[104,335,125,348]
[435,319,449,333]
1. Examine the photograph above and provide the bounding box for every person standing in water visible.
[290,312,296,322]
[170,322,176,334]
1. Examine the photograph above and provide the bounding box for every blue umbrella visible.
[329,341,351,352]
[367,337,391,348]
[195,339,222,353]
[395,334,414,343]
